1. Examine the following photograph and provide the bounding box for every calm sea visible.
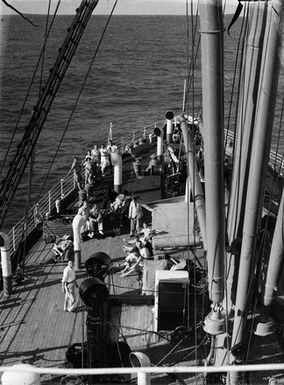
[0,14,283,231]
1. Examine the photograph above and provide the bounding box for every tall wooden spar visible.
[199,0,225,316]
[230,0,284,382]
[226,1,268,313]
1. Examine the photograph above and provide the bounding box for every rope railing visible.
[225,129,284,173]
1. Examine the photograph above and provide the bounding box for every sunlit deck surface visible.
[0,142,191,384]
[1,142,284,385]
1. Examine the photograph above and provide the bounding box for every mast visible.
[226,1,268,313]
[199,0,225,307]
[231,0,284,378]
[198,3,228,372]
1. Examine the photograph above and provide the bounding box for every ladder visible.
[0,0,99,227]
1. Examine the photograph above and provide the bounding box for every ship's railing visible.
[224,129,284,173]
[0,362,284,384]
[6,124,284,256]
[6,124,159,255]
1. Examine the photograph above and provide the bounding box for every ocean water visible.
[0,13,283,231]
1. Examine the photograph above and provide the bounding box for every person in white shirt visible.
[128,195,153,237]
[61,260,78,312]
[107,139,118,153]
[99,144,110,176]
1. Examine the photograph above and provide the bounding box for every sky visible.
[1,0,238,15]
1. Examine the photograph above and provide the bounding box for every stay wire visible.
[184,1,200,116]
[38,0,119,200]
[224,3,249,261]
[17,2,58,270]
[223,3,249,346]
[39,0,52,97]
[0,0,61,179]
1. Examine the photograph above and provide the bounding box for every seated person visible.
[109,190,131,229]
[52,235,73,261]
[123,223,159,255]
[138,222,155,242]
[119,251,142,277]
[136,240,151,260]
[88,203,104,237]
[110,190,130,211]
[145,154,158,174]
[120,240,151,277]
[122,235,140,253]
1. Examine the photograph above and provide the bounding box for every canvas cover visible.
[152,201,201,248]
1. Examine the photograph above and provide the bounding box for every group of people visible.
[60,136,159,312]
[74,190,154,240]
[68,139,119,191]
[60,200,156,312]
[119,222,159,277]
[76,199,105,237]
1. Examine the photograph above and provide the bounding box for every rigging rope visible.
[39,0,52,97]
[16,0,59,271]
[223,2,249,348]
[0,0,62,179]
[184,0,200,116]
[37,0,119,200]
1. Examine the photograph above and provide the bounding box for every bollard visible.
[0,232,12,297]
[111,152,122,193]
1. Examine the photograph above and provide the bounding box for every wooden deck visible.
[0,142,182,383]
[1,142,284,384]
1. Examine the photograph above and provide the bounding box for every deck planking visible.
[0,148,164,377]
[2,141,284,384]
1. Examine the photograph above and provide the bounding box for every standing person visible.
[132,157,142,178]
[84,157,94,185]
[61,260,78,312]
[84,150,92,163]
[128,195,153,237]
[91,144,100,164]
[107,139,118,153]
[68,157,83,190]
[91,144,100,179]
[99,144,110,177]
